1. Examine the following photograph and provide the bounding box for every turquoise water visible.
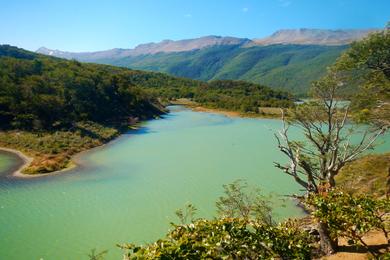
[0,106,388,260]
[0,151,22,176]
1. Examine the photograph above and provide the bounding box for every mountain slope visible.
[36,36,250,60]
[36,29,375,94]
[0,44,201,129]
[111,44,348,94]
[252,28,377,46]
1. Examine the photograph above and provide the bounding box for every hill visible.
[36,29,377,94]
[0,45,197,174]
[252,28,377,46]
[113,44,348,95]
[0,45,293,174]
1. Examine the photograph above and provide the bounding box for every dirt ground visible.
[321,231,389,259]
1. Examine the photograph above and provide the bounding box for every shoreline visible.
[0,147,35,178]
[0,106,278,178]
[0,147,79,178]
[0,124,144,179]
[170,99,283,119]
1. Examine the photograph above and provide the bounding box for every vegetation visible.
[274,27,389,255]
[307,189,389,257]
[332,25,390,128]
[118,181,313,260]
[216,180,274,224]
[2,27,389,259]
[0,45,173,130]
[109,44,348,95]
[119,218,313,260]
[0,44,295,175]
[1,45,196,173]
[112,180,390,260]
[337,153,390,198]
[0,44,293,130]
[87,249,108,260]
[0,122,119,174]
[192,80,293,113]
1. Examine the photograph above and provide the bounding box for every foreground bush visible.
[307,189,390,256]
[118,218,313,260]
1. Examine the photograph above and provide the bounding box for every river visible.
[0,106,388,259]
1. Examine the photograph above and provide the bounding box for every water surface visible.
[0,106,388,260]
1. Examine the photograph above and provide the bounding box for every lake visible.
[0,106,388,260]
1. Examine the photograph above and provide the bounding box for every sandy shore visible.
[0,147,34,178]
[188,105,282,119]
[170,98,282,119]
[0,147,78,178]
[191,106,243,118]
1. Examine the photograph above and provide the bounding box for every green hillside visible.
[107,44,348,95]
[0,45,173,129]
[0,45,294,129]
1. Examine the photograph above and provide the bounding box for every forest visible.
[0,44,293,131]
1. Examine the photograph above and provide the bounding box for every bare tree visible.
[275,72,387,195]
[274,71,387,255]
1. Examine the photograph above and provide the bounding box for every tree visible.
[216,180,274,225]
[332,25,390,129]
[274,27,389,255]
[307,189,390,258]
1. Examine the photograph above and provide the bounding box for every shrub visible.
[307,189,390,255]
[119,218,313,260]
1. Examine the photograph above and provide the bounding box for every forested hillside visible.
[0,45,293,174]
[38,44,348,95]
[1,44,293,130]
[115,44,347,95]
[0,45,167,130]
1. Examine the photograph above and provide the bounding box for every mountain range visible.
[37,29,377,94]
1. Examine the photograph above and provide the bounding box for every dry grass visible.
[170,98,283,119]
[0,122,120,175]
[336,153,390,198]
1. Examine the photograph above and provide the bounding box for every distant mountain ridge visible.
[36,28,378,94]
[37,29,376,59]
[252,28,377,46]
[36,36,251,60]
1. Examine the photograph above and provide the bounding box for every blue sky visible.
[1,0,389,52]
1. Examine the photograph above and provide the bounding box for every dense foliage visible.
[98,44,348,95]
[0,45,295,174]
[330,27,390,128]
[274,28,390,255]
[193,80,293,113]
[307,189,389,256]
[119,218,313,260]
[0,45,168,130]
[0,45,294,130]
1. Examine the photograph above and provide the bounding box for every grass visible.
[0,122,121,175]
[336,153,390,198]
[170,98,284,119]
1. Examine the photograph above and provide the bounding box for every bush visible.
[119,218,313,260]
[307,189,390,254]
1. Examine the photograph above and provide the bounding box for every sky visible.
[0,0,389,52]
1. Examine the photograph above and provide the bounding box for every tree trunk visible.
[318,222,338,255]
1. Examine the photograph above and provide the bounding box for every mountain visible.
[110,44,348,94]
[36,29,376,94]
[37,36,250,61]
[1,44,293,125]
[252,28,377,46]
[131,36,251,54]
